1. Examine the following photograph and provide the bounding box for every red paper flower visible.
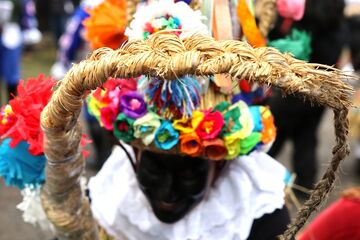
[1,75,56,155]
[100,106,119,130]
[196,111,224,140]
[80,134,92,158]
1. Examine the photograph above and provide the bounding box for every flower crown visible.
[85,0,276,160]
[87,75,276,160]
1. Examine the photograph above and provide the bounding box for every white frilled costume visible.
[89,145,286,240]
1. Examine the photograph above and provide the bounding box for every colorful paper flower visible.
[173,111,204,134]
[203,138,227,161]
[231,101,254,139]
[277,0,306,21]
[120,91,147,119]
[134,112,161,146]
[87,92,109,121]
[154,121,179,150]
[83,0,128,49]
[196,111,224,140]
[0,105,17,136]
[117,78,138,96]
[239,132,262,155]
[100,106,118,130]
[0,139,46,189]
[249,106,263,132]
[260,107,276,144]
[1,75,56,156]
[179,132,203,157]
[113,113,135,142]
[125,0,208,40]
[224,131,242,160]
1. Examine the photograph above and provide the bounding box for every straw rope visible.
[40,33,354,239]
[255,0,277,37]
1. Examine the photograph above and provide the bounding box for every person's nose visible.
[159,173,179,203]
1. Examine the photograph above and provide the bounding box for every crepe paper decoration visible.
[133,112,161,146]
[154,121,180,150]
[125,0,208,40]
[0,74,56,156]
[268,28,312,61]
[83,0,128,49]
[146,76,201,119]
[277,0,306,21]
[17,186,55,232]
[179,132,203,157]
[0,139,46,189]
[203,138,227,160]
[237,0,266,48]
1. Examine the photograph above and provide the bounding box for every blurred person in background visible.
[0,0,41,101]
[50,0,114,170]
[346,0,360,175]
[298,187,360,239]
[267,0,346,196]
[49,0,75,44]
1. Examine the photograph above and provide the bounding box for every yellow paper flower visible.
[229,101,254,139]
[87,96,108,122]
[173,111,204,134]
[224,131,242,160]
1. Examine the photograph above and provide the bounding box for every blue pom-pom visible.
[0,138,46,189]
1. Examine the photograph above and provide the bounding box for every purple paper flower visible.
[120,91,147,119]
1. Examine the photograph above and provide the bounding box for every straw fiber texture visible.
[255,0,277,37]
[40,33,354,239]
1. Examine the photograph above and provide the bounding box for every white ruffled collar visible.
[89,145,286,240]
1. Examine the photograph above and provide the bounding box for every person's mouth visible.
[156,200,184,211]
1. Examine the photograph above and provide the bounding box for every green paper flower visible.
[113,113,135,142]
[239,132,261,155]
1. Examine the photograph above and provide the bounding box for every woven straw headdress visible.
[39,1,354,240]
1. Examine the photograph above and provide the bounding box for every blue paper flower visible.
[0,138,46,189]
[154,121,179,150]
[249,106,263,132]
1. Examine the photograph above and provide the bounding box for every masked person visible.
[0,0,41,100]
[85,1,290,239]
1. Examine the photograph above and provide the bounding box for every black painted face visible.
[136,150,212,223]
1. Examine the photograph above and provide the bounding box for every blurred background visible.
[1,0,360,239]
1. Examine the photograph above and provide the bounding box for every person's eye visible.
[178,169,197,179]
[143,164,164,175]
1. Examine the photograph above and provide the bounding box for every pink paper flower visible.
[277,0,306,21]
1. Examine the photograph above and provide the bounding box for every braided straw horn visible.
[40,33,354,239]
[255,0,277,37]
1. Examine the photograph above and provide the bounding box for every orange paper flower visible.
[179,133,203,157]
[83,0,128,49]
[203,138,227,161]
[237,0,266,48]
[260,107,276,143]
